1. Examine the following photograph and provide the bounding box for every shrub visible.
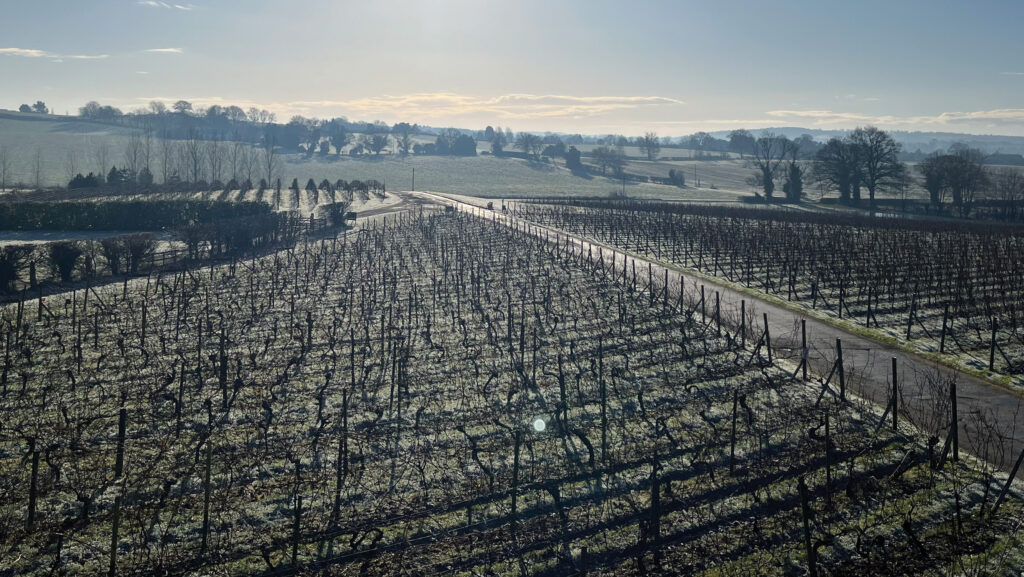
[68,173,101,190]
[101,237,124,276]
[0,245,32,293]
[49,241,83,284]
[124,234,157,275]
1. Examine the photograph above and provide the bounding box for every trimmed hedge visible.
[0,201,273,231]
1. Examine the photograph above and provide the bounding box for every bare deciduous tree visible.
[0,146,11,191]
[123,133,144,182]
[243,146,258,186]
[918,152,947,208]
[184,128,204,184]
[728,129,755,159]
[205,140,225,185]
[515,132,542,160]
[33,148,44,190]
[392,122,414,156]
[782,139,804,202]
[689,131,714,159]
[918,148,991,217]
[592,146,625,176]
[262,130,281,185]
[995,167,1024,220]
[159,133,176,184]
[749,133,788,201]
[142,128,154,174]
[64,149,79,185]
[360,134,390,156]
[849,126,904,205]
[230,139,245,182]
[638,131,661,161]
[946,148,990,218]
[93,140,110,180]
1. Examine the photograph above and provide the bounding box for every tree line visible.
[722,126,1023,218]
[16,101,50,115]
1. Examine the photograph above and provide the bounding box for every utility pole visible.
[411,168,415,192]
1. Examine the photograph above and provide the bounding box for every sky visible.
[1,0,1023,137]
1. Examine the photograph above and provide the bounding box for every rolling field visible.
[4,114,1023,206]
[0,115,741,201]
[277,153,722,200]
[0,113,143,188]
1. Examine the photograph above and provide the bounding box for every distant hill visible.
[707,127,1024,157]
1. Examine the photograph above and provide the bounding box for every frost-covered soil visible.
[0,211,1020,576]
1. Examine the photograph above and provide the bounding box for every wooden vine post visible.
[798,476,817,577]
[891,357,899,431]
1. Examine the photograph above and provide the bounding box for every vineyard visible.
[0,209,1021,576]
[510,200,1024,386]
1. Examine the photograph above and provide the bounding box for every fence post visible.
[991,449,1024,518]
[26,437,38,532]
[824,413,831,506]
[906,296,916,340]
[700,285,706,323]
[798,476,817,577]
[729,389,738,473]
[801,319,808,380]
[836,338,845,401]
[990,317,997,371]
[891,357,898,431]
[740,300,746,347]
[715,291,721,337]
[950,380,959,461]
[940,304,949,354]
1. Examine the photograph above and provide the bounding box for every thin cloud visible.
[493,94,684,105]
[652,119,780,127]
[1001,72,1024,76]
[640,109,1024,136]
[135,93,685,128]
[130,97,1024,136]
[137,1,196,9]
[286,92,685,120]
[766,108,1024,131]
[0,47,108,61]
[936,109,1024,123]
[0,47,49,58]
[145,48,184,54]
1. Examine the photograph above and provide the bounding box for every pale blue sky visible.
[1,0,1022,135]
